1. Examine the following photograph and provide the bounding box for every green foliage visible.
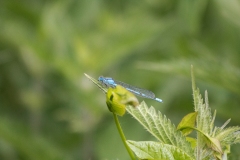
[127,141,193,160]
[86,69,240,159]
[177,112,198,136]
[1,0,240,159]
[126,102,194,160]
[125,68,240,160]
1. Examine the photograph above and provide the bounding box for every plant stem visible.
[113,113,135,160]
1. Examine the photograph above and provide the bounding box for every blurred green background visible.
[0,0,240,159]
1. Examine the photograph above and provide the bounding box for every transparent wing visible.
[114,80,156,99]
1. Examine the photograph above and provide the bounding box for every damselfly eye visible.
[98,76,104,82]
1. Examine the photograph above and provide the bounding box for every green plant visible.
[85,66,240,160]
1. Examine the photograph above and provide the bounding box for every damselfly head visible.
[98,76,104,82]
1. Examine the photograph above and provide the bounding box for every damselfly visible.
[98,76,163,103]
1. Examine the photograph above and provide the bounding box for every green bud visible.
[106,85,139,116]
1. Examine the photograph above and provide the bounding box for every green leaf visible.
[127,140,194,160]
[207,136,223,154]
[191,66,215,159]
[126,102,194,158]
[84,73,108,93]
[177,112,198,136]
[186,137,196,148]
[215,126,240,146]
